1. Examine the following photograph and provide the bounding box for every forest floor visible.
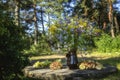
[29,52,120,80]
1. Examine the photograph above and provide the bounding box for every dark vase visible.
[66,49,78,69]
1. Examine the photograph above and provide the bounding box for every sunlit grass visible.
[29,54,65,61]
[89,52,120,59]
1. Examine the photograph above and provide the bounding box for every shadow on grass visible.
[85,57,120,80]
[97,57,120,80]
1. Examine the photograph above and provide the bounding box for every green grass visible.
[86,52,120,80]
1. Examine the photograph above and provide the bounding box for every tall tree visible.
[114,12,119,34]
[40,7,45,35]
[33,0,38,45]
[108,0,115,37]
[14,0,20,26]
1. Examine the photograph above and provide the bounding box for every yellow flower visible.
[49,25,57,34]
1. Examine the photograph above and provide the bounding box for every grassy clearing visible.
[88,52,120,80]
[29,52,120,80]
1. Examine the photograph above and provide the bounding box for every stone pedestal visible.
[23,66,117,80]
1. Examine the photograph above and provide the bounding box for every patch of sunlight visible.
[90,52,120,59]
[30,54,65,60]
[29,51,120,61]
[117,63,120,70]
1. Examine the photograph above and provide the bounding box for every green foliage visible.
[0,9,29,80]
[24,36,53,56]
[94,33,120,52]
[24,44,51,56]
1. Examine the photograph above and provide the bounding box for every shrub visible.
[24,41,52,56]
[0,12,29,79]
[94,33,120,52]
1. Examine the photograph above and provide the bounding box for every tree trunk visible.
[40,7,45,35]
[14,0,20,26]
[98,15,101,28]
[114,15,119,33]
[48,13,51,28]
[83,0,88,17]
[103,22,107,30]
[108,0,115,38]
[33,0,38,45]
